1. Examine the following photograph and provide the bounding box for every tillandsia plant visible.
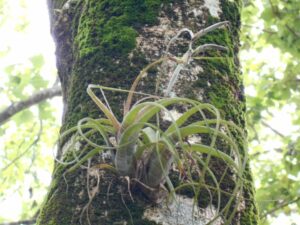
[57,21,247,224]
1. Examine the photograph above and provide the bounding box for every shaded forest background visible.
[0,0,299,224]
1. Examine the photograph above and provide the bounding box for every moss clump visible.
[61,0,176,132]
[49,2,175,222]
[183,1,259,223]
[74,0,170,58]
[36,165,74,225]
[195,27,234,56]
[193,56,244,126]
[220,0,241,37]
[219,1,259,224]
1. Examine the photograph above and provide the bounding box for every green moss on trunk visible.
[63,0,174,131]
[194,1,259,223]
[39,0,170,224]
[39,0,259,224]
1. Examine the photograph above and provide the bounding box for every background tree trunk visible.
[37,0,258,224]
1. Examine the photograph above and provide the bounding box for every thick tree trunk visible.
[37,0,258,224]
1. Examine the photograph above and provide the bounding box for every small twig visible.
[0,85,61,125]
[261,120,285,138]
[268,0,281,18]
[2,120,43,171]
[242,24,277,34]
[261,196,300,219]
[286,25,300,38]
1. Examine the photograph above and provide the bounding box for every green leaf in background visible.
[31,74,48,89]
[38,101,55,120]
[14,110,34,124]
[0,0,59,222]
[30,54,44,69]
[242,0,300,224]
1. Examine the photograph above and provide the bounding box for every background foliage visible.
[0,0,60,222]
[241,0,300,224]
[0,0,299,224]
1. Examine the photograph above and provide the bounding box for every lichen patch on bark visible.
[143,194,223,225]
[161,109,183,121]
[203,0,221,18]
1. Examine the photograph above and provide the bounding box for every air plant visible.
[58,21,247,224]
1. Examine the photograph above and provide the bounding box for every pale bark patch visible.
[143,194,223,225]
[60,135,81,160]
[161,109,183,122]
[203,0,221,18]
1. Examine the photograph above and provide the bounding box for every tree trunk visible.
[37,0,258,224]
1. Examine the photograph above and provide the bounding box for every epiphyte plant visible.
[58,21,246,224]
[163,21,229,96]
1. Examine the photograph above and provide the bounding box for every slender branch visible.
[0,219,36,225]
[242,24,277,34]
[2,120,43,171]
[0,86,62,125]
[268,0,281,18]
[286,25,300,38]
[261,120,285,138]
[261,196,300,219]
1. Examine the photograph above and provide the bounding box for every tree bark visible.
[37,0,258,224]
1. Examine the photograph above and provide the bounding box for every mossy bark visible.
[37,0,258,224]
